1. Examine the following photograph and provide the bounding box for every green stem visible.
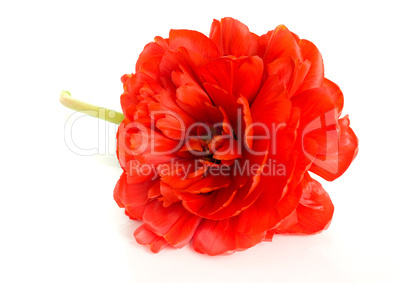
[59,91,124,124]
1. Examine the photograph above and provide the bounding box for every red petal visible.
[266,57,295,91]
[237,137,319,234]
[150,89,196,129]
[323,78,344,114]
[203,83,239,126]
[251,75,292,125]
[163,211,202,248]
[120,72,162,121]
[125,203,147,220]
[218,106,234,137]
[113,177,124,208]
[264,230,275,242]
[178,138,207,153]
[289,59,311,97]
[159,159,207,190]
[141,201,202,248]
[213,139,242,161]
[272,107,301,163]
[258,25,302,65]
[267,57,311,98]
[159,181,180,206]
[176,85,223,124]
[291,87,337,128]
[153,45,189,80]
[309,116,358,181]
[180,139,269,220]
[274,174,334,234]
[148,181,162,199]
[114,173,156,207]
[134,225,169,253]
[169,29,220,69]
[193,218,266,255]
[235,161,297,234]
[297,39,324,93]
[135,41,165,78]
[171,64,201,89]
[123,72,162,100]
[155,114,186,140]
[237,95,253,150]
[177,172,232,194]
[158,159,232,195]
[209,17,258,57]
[198,56,264,103]
[130,127,180,165]
[125,160,158,184]
[120,92,136,122]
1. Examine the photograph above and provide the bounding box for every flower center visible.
[200,154,222,164]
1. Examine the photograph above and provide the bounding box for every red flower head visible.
[114,17,358,255]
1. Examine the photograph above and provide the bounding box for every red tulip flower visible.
[110,17,359,255]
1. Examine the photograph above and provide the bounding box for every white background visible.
[1,0,401,282]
